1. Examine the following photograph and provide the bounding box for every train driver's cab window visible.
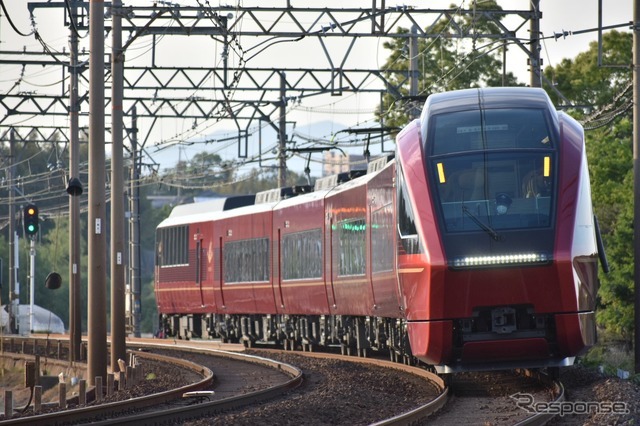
[427,108,555,234]
[432,153,554,233]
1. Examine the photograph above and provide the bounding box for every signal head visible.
[23,204,39,237]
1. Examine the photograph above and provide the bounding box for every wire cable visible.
[0,0,33,37]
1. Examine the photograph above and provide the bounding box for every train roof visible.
[255,185,313,204]
[160,195,263,227]
[168,195,255,218]
[158,155,395,228]
[422,87,556,117]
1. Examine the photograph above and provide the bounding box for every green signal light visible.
[23,204,39,236]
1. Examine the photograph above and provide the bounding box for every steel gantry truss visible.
[0,0,543,383]
[2,2,542,147]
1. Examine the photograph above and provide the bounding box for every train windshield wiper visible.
[462,205,503,241]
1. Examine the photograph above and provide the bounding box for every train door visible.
[217,236,226,309]
[194,235,205,308]
[275,228,285,310]
[205,238,216,309]
[367,204,378,309]
[326,215,338,310]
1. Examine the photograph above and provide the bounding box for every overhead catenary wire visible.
[0,0,34,37]
[2,2,634,186]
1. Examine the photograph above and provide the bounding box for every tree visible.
[543,30,633,339]
[33,217,89,330]
[544,30,631,109]
[378,0,521,129]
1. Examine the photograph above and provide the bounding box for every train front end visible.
[396,87,601,372]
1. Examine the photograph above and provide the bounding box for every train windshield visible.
[432,152,553,233]
[426,107,557,266]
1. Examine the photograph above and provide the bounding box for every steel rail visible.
[0,347,214,425]
[513,369,566,426]
[88,345,305,425]
[0,339,303,426]
[255,349,450,426]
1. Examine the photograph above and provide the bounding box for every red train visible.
[155,87,606,372]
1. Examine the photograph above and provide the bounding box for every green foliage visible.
[588,124,634,339]
[141,279,158,334]
[543,31,631,108]
[378,0,521,129]
[544,31,633,341]
[33,217,88,329]
[581,329,635,375]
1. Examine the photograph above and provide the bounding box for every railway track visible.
[0,338,301,425]
[0,337,565,425]
[424,369,564,425]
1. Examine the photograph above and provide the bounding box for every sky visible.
[0,0,633,178]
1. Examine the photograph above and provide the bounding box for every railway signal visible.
[23,204,39,237]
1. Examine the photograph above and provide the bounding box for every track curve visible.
[0,337,567,425]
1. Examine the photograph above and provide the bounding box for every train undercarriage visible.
[160,313,415,363]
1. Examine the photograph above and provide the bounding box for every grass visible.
[579,330,640,383]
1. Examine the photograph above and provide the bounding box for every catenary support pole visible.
[111,0,127,368]
[409,24,419,120]
[278,71,287,188]
[633,0,640,374]
[88,0,107,385]
[68,0,82,362]
[130,108,141,337]
[529,0,541,87]
[8,129,16,334]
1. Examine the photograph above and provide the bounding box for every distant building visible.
[322,152,367,176]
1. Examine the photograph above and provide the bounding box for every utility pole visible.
[278,72,287,188]
[633,0,640,374]
[8,129,16,334]
[409,24,420,120]
[529,0,542,87]
[111,0,127,369]
[68,0,82,362]
[88,0,107,386]
[129,108,141,338]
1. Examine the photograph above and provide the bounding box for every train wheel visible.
[341,344,351,356]
[285,339,295,351]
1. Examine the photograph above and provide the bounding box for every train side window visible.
[224,238,270,283]
[157,225,189,267]
[282,229,323,280]
[396,165,421,254]
[372,204,394,273]
[335,218,366,277]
